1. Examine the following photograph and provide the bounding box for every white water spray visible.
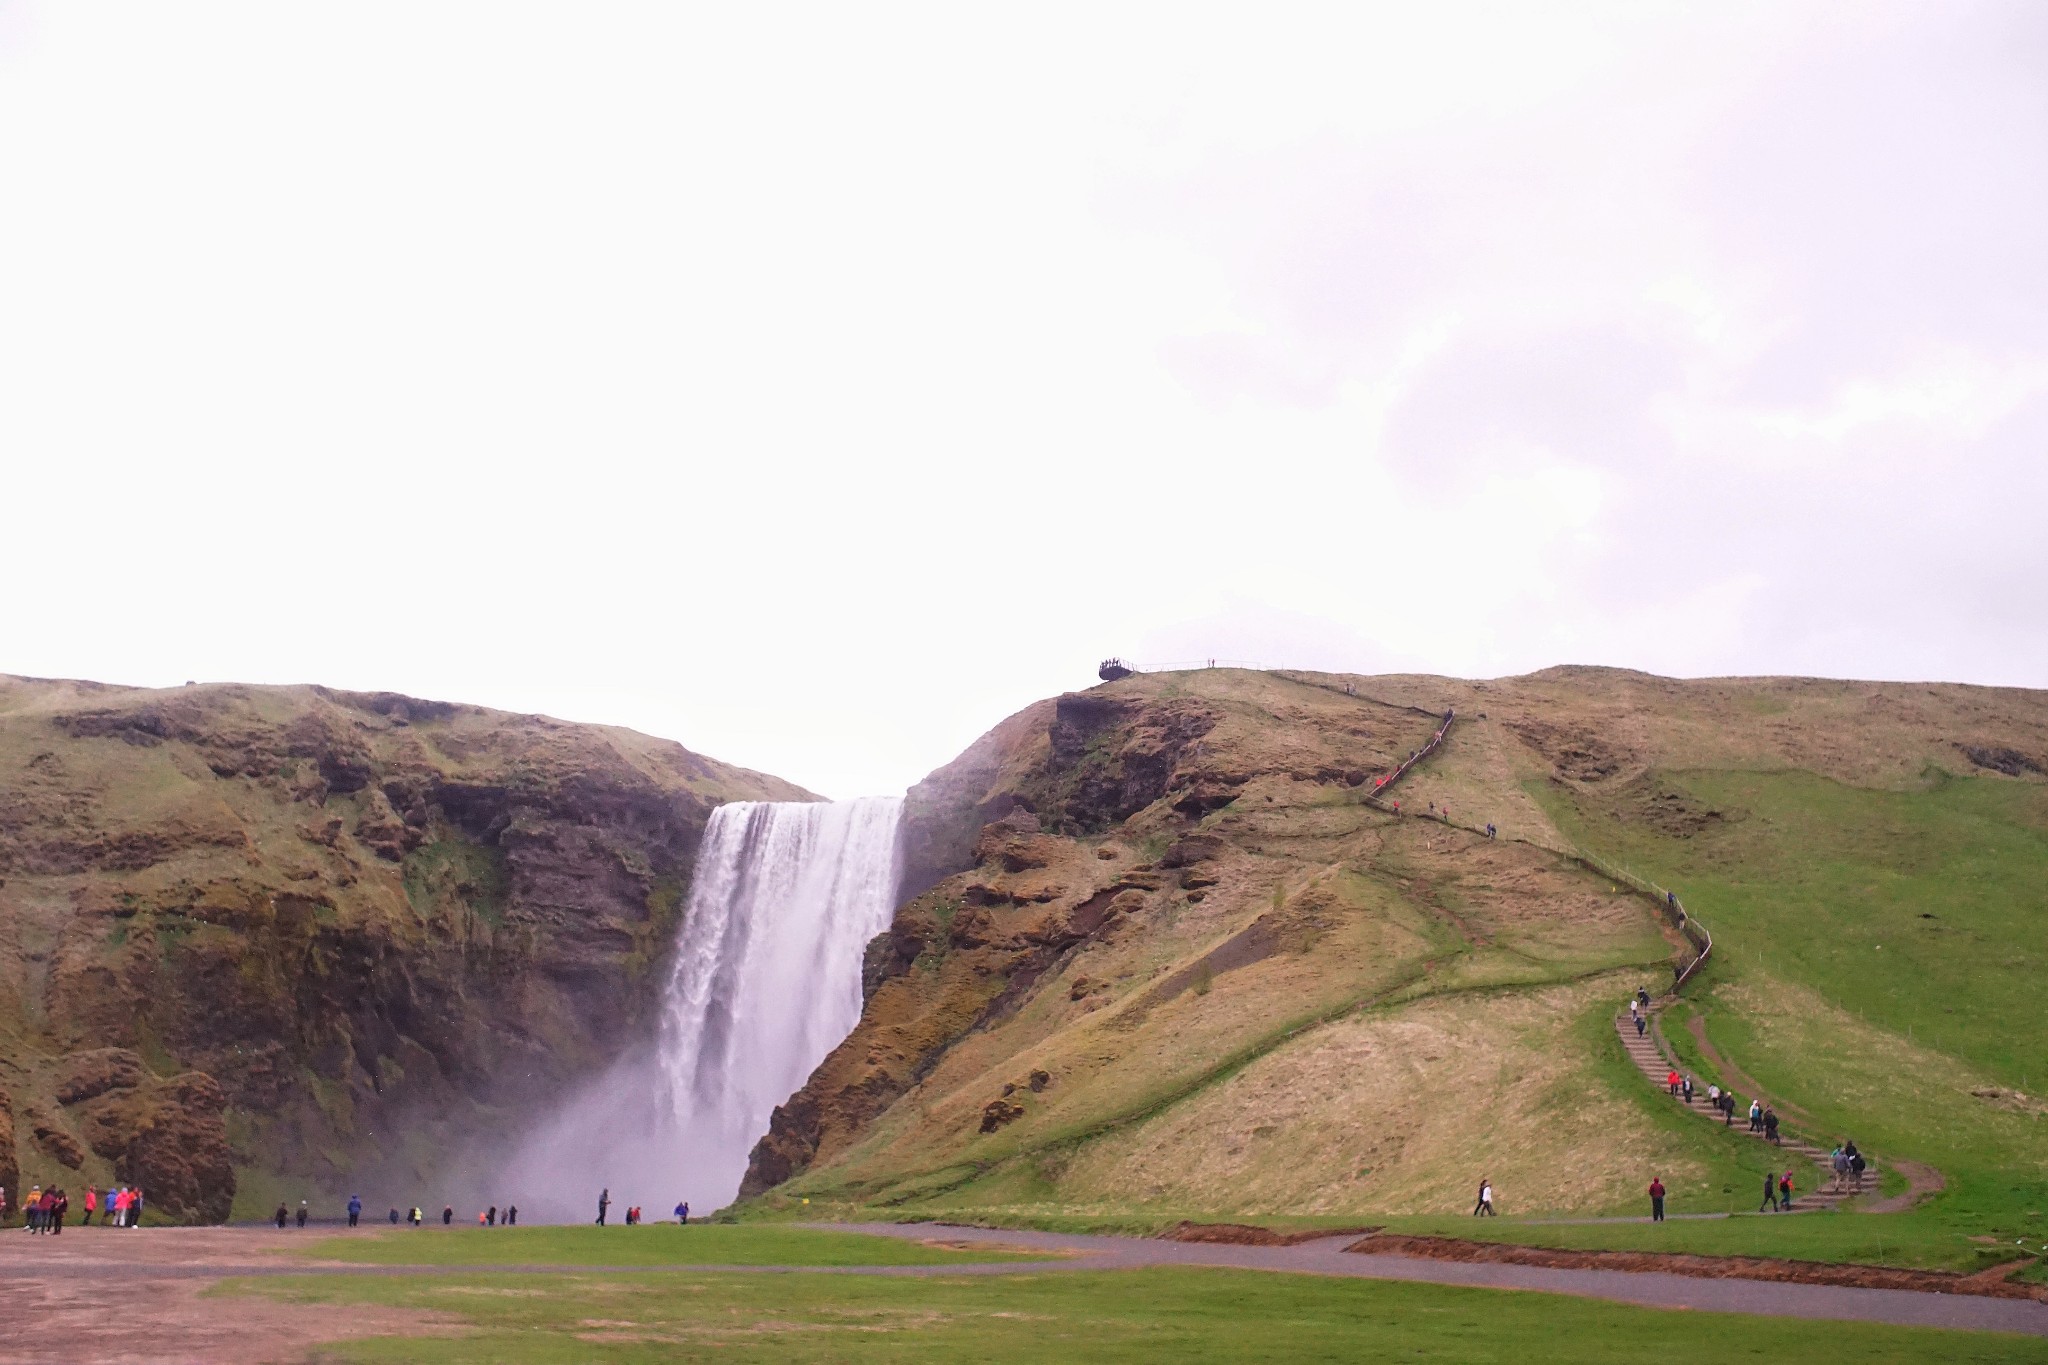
[654,796,905,1202]
[489,797,903,1220]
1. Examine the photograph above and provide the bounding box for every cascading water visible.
[653,796,904,1202]
[491,796,903,1220]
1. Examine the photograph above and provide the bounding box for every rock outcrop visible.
[0,675,808,1218]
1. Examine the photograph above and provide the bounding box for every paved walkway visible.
[835,1222,2048,1338]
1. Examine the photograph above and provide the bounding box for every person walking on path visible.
[1648,1176,1666,1222]
[48,1189,66,1235]
[1749,1099,1763,1132]
[1666,1069,1682,1097]
[507,1206,518,1226]
[131,1189,143,1227]
[347,1194,362,1228]
[1634,1011,1647,1038]
[1760,1171,1780,1212]
[82,1186,96,1227]
[1763,1107,1781,1145]
[596,1188,611,1226]
[1848,1143,1866,1190]
[296,1200,308,1229]
[442,1206,453,1226]
[1779,1171,1795,1210]
[1682,1075,1694,1104]
[1723,1092,1736,1126]
[1472,1180,1495,1216]
[275,1203,290,1230]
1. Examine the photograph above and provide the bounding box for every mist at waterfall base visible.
[489,797,904,1223]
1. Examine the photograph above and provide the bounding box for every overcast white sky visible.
[2,3,2044,798]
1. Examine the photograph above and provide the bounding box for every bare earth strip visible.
[4,1222,2048,1362]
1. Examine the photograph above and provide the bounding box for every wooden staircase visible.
[1615,1009,1870,1211]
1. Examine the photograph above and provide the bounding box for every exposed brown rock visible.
[979,1098,1025,1133]
[0,675,811,1219]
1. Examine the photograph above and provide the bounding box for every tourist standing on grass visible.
[507,1206,518,1226]
[347,1194,361,1228]
[442,1205,453,1225]
[1760,1171,1779,1212]
[1648,1176,1666,1222]
[597,1188,610,1226]
[675,1202,688,1224]
[389,1208,400,1225]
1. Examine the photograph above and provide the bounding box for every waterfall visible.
[487,796,903,1220]
[654,796,905,1202]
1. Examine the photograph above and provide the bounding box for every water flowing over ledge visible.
[493,796,903,1219]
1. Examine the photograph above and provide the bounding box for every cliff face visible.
[0,676,807,1220]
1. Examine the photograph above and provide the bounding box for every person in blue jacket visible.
[347,1194,362,1228]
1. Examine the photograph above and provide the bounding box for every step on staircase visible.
[1615,1009,1872,1211]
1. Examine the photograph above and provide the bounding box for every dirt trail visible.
[0,1229,464,1365]
[1343,1233,2044,1301]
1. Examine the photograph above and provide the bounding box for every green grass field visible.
[1523,768,2048,1271]
[226,1266,2048,1363]
[292,1225,1034,1267]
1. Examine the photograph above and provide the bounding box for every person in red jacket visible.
[1648,1176,1666,1222]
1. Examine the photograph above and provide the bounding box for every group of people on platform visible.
[2,1183,145,1231]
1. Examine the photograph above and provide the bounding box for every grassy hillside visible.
[741,666,2048,1270]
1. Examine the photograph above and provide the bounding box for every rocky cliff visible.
[0,676,808,1221]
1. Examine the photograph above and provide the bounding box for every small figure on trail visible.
[507,1206,518,1226]
[1722,1093,1736,1127]
[1637,988,1652,1010]
[1779,1171,1794,1210]
[410,1208,423,1226]
[487,1206,497,1227]
[1831,1147,1848,1187]
[1682,1075,1694,1104]
[1760,1171,1780,1212]
[82,1186,96,1227]
[1485,823,1497,839]
[1667,891,1677,911]
[597,1189,611,1226]
[1708,1083,1720,1109]
[1763,1108,1780,1145]
[443,1206,453,1226]
[478,1211,487,1225]
[389,1208,400,1225]
[1667,1069,1682,1097]
[1629,997,1640,1023]
[130,1189,144,1228]
[1748,1099,1763,1133]
[347,1194,362,1228]
[1635,1013,1647,1038]
[275,1203,290,1230]
[1472,1180,1495,1216]
[1847,1143,1865,1189]
[675,1202,689,1224]
[296,1200,308,1229]
[1648,1176,1666,1222]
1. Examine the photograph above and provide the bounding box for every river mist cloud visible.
[1,3,2041,796]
